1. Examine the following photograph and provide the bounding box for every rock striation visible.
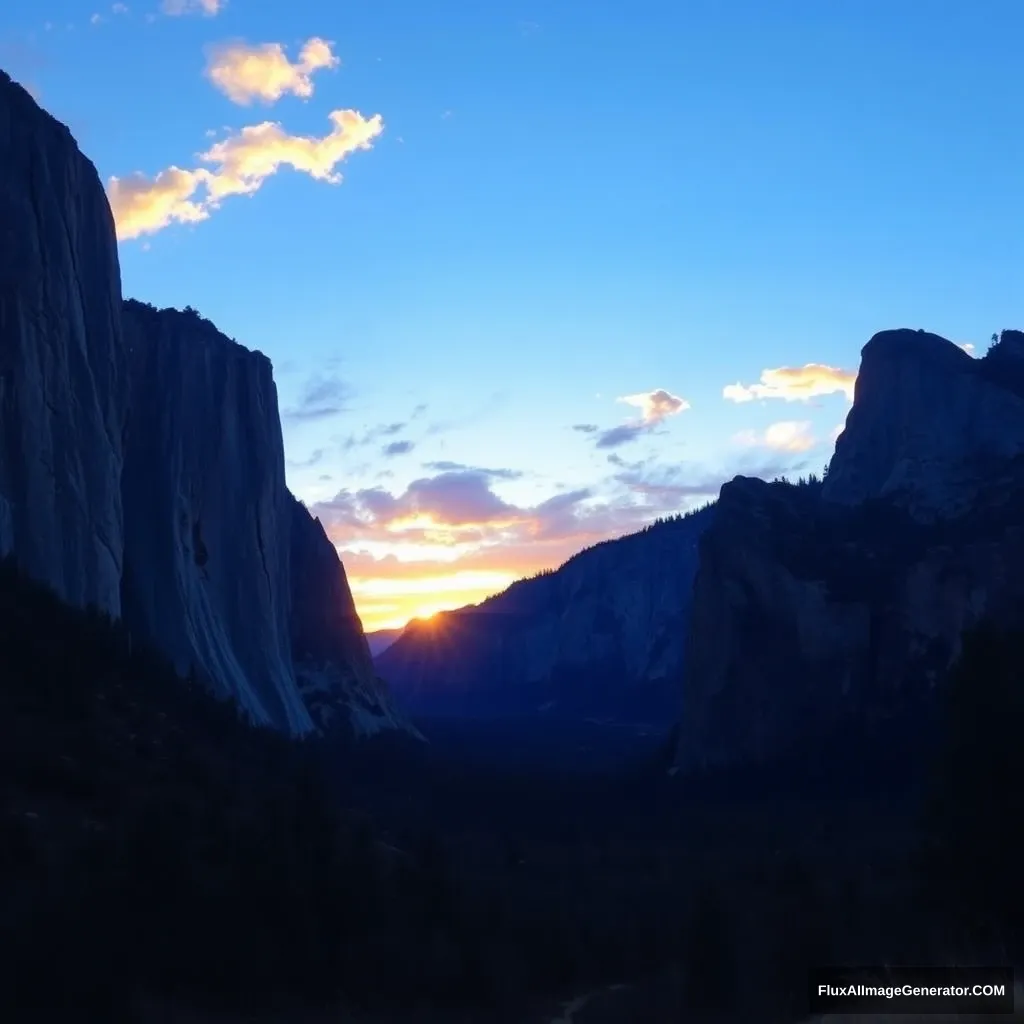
[376,506,714,723]
[119,301,314,734]
[0,70,126,615]
[674,329,1024,770]
[1,72,413,741]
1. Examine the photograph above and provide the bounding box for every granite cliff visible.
[289,492,416,738]
[376,505,714,722]
[0,70,126,615]
[1,72,411,741]
[674,329,1024,770]
[120,301,314,734]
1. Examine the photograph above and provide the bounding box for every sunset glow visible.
[38,0,1006,640]
[348,568,519,630]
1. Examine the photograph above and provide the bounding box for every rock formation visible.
[376,506,714,722]
[120,301,314,734]
[824,329,1024,519]
[289,493,416,737]
[1,72,413,741]
[0,70,126,615]
[674,329,1024,770]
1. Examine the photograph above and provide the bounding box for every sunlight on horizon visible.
[349,568,519,631]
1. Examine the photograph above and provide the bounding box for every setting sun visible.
[347,568,520,631]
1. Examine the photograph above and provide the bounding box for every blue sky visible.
[3,0,1021,627]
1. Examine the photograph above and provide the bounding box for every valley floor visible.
[5,559,1021,1024]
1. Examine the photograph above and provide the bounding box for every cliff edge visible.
[1,72,413,741]
[674,329,1024,770]
[289,493,416,738]
[120,301,314,734]
[0,70,126,615]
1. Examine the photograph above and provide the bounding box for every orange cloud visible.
[723,364,856,403]
[617,388,689,423]
[734,420,817,453]
[315,465,726,630]
[107,108,383,239]
[594,387,689,448]
[205,37,340,106]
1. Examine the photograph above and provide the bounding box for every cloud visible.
[594,388,689,449]
[161,0,223,15]
[610,464,722,502]
[284,374,353,421]
[107,108,383,239]
[205,37,340,106]
[286,448,326,469]
[723,364,856,403]
[322,471,519,534]
[341,421,406,451]
[595,424,647,449]
[959,342,975,355]
[315,457,777,630]
[572,423,598,434]
[618,388,689,423]
[425,392,506,436]
[422,462,522,480]
[383,440,415,457]
[734,420,817,453]
[314,464,716,557]
[90,13,102,24]
[829,422,845,443]
[112,3,129,12]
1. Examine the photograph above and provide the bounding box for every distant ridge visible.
[375,505,715,722]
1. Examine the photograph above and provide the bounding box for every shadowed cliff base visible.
[2,557,1021,1023]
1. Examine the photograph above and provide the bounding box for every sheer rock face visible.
[376,508,714,723]
[674,330,1024,771]
[120,302,315,734]
[0,71,126,615]
[2,76,413,740]
[288,494,416,738]
[824,329,1024,520]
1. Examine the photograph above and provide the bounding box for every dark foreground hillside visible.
[0,557,1020,1023]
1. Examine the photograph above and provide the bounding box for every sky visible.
[3,0,1021,630]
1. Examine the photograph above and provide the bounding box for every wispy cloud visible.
[161,0,224,15]
[723,364,856,403]
[112,3,129,13]
[572,423,598,434]
[422,462,522,480]
[341,421,406,451]
[205,37,340,106]
[283,374,353,421]
[734,420,817,453]
[286,448,326,469]
[382,440,415,457]
[594,387,689,449]
[425,392,505,435]
[107,108,383,240]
